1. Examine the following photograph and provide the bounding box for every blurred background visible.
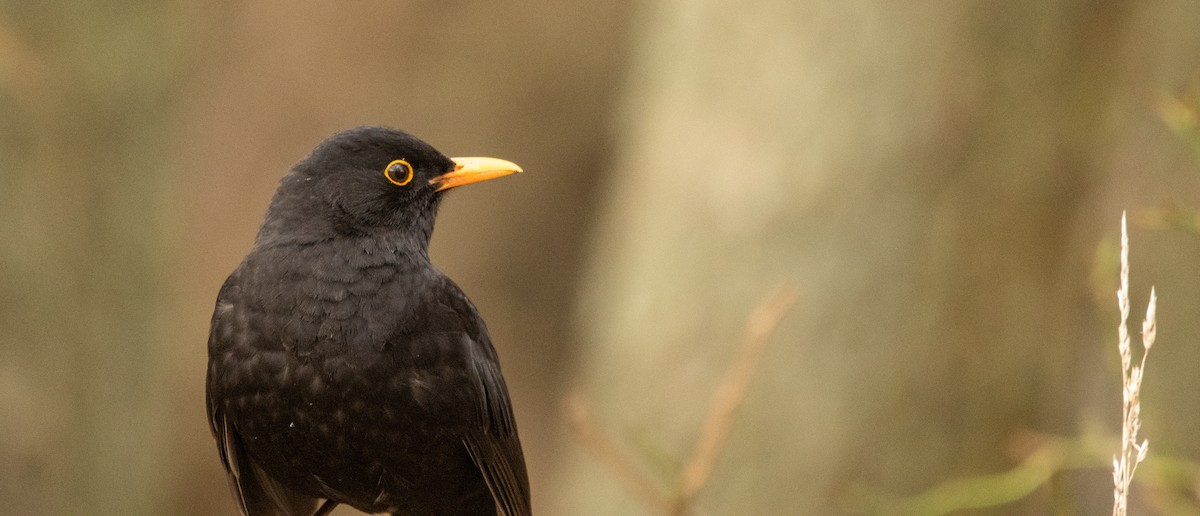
[3,1,1200,515]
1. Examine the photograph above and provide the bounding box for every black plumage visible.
[206,127,530,516]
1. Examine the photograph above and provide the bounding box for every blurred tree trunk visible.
[553,1,1200,514]
[0,3,192,514]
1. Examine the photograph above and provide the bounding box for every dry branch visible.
[566,283,799,515]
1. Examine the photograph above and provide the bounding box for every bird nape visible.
[205,126,530,516]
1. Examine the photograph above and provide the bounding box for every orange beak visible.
[431,157,523,192]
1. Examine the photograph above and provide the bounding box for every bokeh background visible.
[3,1,1200,515]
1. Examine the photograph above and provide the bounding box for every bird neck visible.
[252,183,440,253]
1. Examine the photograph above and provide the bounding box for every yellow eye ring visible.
[384,159,414,186]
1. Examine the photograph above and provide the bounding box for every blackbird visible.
[206,127,530,516]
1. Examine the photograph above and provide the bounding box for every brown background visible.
[2,1,1200,515]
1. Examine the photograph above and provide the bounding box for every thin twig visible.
[565,283,799,515]
[675,284,800,507]
[564,391,673,514]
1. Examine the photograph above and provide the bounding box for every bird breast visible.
[242,236,432,358]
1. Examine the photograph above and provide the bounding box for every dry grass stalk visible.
[566,284,798,515]
[1113,211,1157,516]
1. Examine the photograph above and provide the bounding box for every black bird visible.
[206,127,530,516]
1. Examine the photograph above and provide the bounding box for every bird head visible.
[254,126,522,248]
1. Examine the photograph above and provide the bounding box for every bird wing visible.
[463,348,532,516]
[207,401,317,516]
[206,276,318,516]
[434,281,531,516]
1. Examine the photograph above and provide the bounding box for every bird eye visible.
[384,160,414,186]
